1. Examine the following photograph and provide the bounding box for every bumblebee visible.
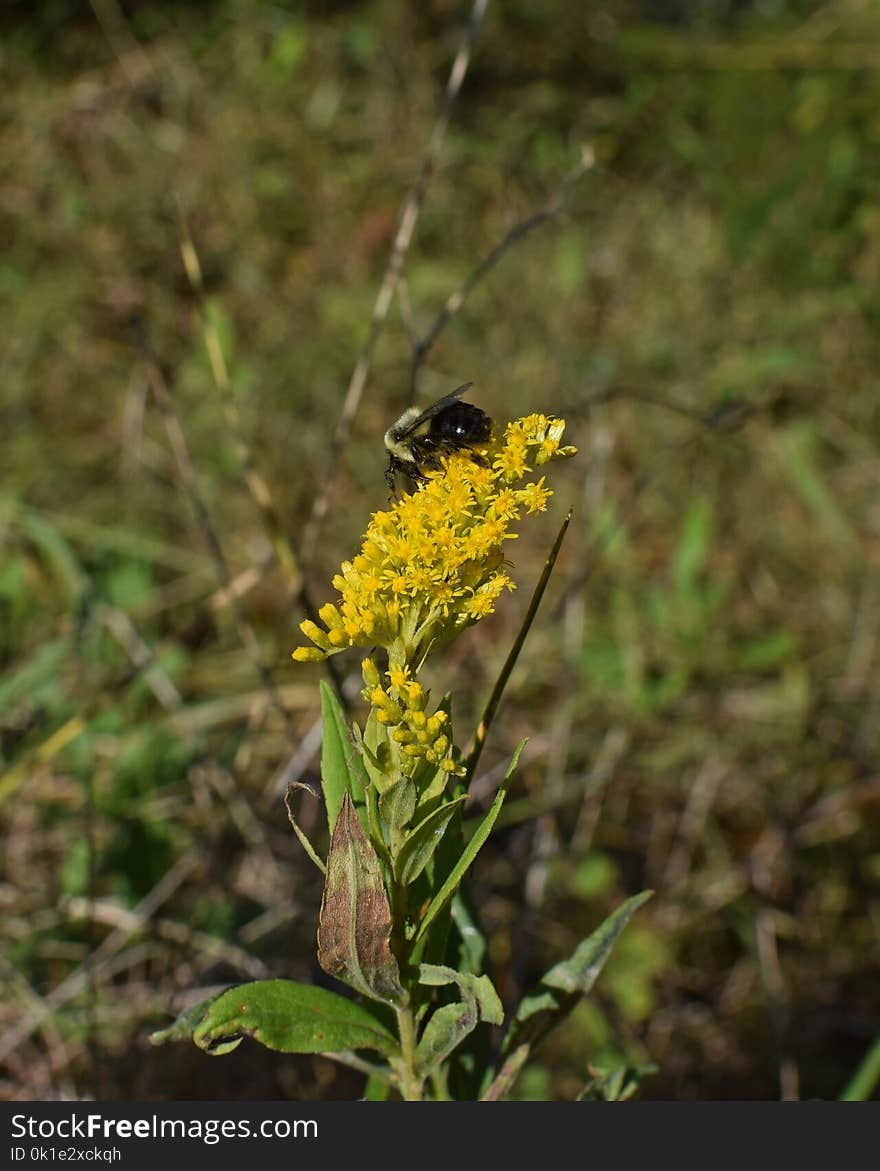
[384,383,493,493]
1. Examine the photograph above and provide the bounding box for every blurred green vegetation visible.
[1,0,879,1100]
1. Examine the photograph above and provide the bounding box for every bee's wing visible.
[398,382,474,437]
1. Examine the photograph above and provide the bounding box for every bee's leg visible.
[386,460,398,499]
[387,456,430,501]
[386,456,415,501]
[407,465,429,493]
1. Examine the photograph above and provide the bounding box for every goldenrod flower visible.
[292,413,576,669]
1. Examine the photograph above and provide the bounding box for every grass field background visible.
[2,0,879,1100]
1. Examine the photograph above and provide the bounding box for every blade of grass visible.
[839,1034,880,1102]
[464,509,571,784]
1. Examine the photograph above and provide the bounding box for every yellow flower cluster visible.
[293,412,576,668]
[361,657,461,777]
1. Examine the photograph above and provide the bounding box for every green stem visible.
[389,876,409,974]
[395,1003,423,1101]
[388,873,423,1100]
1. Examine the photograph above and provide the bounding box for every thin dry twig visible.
[133,319,298,744]
[96,604,184,714]
[267,665,364,801]
[65,896,270,981]
[92,0,347,718]
[0,958,78,1100]
[569,726,630,852]
[0,853,201,1063]
[301,0,489,561]
[89,0,154,85]
[662,755,726,889]
[755,909,800,1102]
[177,217,304,591]
[407,145,596,399]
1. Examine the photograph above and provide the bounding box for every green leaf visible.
[502,891,653,1056]
[410,799,465,970]
[379,776,417,842]
[673,497,712,596]
[318,792,404,1005]
[363,1074,391,1101]
[0,639,68,712]
[778,422,859,557]
[578,1062,658,1102]
[412,966,504,1082]
[414,741,525,946]
[395,796,467,885]
[184,980,396,1056]
[203,298,236,379]
[269,21,308,78]
[149,996,218,1047]
[320,681,366,833]
[361,707,394,793]
[17,509,88,604]
[736,630,796,671]
[105,559,154,611]
[416,1000,478,1079]
[450,894,487,975]
[418,963,503,1026]
[6,503,204,573]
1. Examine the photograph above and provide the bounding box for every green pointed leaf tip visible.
[190,980,396,1057]
[504,891,653,1055]
[320,681,367,833]
[396,796,467,885]
[541,890,654,995]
